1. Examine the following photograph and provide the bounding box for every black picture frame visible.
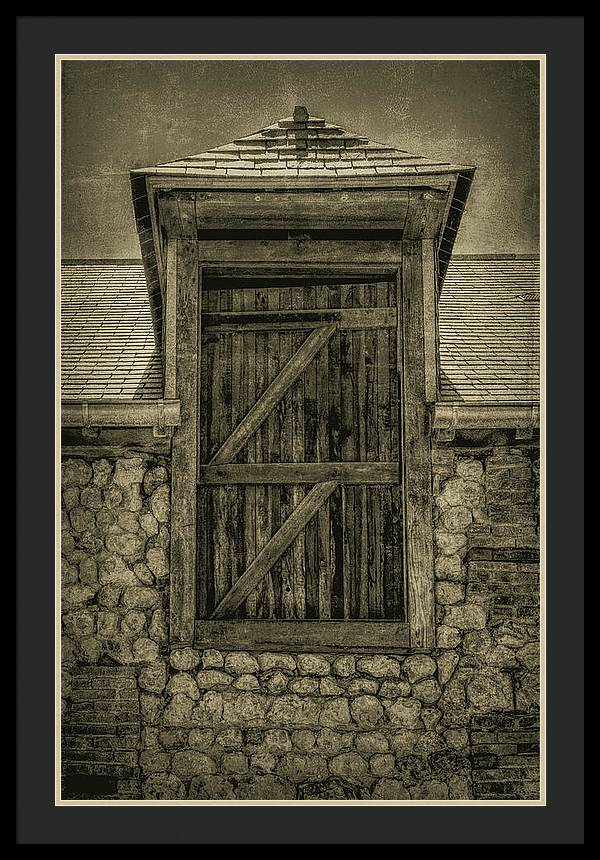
[17,15,584,844]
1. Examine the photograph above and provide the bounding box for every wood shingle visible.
[132,109,473,180]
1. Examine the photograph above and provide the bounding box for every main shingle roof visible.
[60,257,539,404]
[136,105,474,180]
[439,257,540,402]
[61,262,162,399]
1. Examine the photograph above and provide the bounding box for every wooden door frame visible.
[169,238,436,652]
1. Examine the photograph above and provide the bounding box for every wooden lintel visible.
[189,189,413,230]
[159,186,449,238]
[196,240,403,265]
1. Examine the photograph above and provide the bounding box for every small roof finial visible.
[293,105,309,123]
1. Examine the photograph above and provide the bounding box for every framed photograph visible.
[17,16,584,844]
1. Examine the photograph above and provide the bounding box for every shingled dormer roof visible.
[130,107,476,347]
[138,105,474,179]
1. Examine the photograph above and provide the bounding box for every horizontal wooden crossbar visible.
[210,480,339,619]
[195,620,411,652]
[199,461,400,485]
[201,307,396,332]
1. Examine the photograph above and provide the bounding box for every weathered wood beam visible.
[202,264,398,279]
[164,239,177,399]
[421,239,438,403]
[170,240,199,646]
[401,240,436,650]
[61,427,171,457]
[199,462,400,485]
[201,307,396,331]
[190,189,412,231]
[209,324,337,466]
[197,240,403,265]
[211,480,339,619]
[161,187,448,237]
[195,619,411,652]
[403,189,448,239]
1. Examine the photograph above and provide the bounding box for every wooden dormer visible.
[130,107,476,652]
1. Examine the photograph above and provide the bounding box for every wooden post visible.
[169,240,199,645]
[400,240,436,649]
[421,238,438,404]
[164,240,178,400]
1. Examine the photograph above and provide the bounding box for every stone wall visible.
[60,444,540,801]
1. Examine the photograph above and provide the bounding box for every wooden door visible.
[198,277,404,621]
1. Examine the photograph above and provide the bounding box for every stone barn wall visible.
[60,442,540,801]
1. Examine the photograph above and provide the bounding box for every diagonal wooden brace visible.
[210,480,339,619]
[208,323,337,466]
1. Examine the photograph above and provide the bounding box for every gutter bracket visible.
[432,404,457,442]
[515,405,539,440]
[80,402,99,439]
[153,401,168,438]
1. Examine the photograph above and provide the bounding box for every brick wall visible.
[60,444,540,800]
[62,666,141,799]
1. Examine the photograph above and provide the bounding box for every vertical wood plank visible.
[255,285,275,617]
[377,281,395,619]
[340,283,355,618]
[290,286,306,618]
[220,288,237,612]
[316,283,331,619]
[389,275,401,618]
[267,286,282,615]
[354,284,369,619]
[278,287,295,618]
[197,286,209,619]
[303,284,318,617]
[366,283,382,617]
[209,290,228,606]
[230,289,245,614]
[328,283,343,619]
[243,285,258,617]
[170,240,198,645]
[401,242,436,648]
[196,488,208,619]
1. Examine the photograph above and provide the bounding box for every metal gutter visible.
[61,400,538,432]
[61,399,180,432]
[432,402,540,431]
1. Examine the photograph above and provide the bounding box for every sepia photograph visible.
[57,55,543,805]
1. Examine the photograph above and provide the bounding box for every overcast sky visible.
[61,59,540,259]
